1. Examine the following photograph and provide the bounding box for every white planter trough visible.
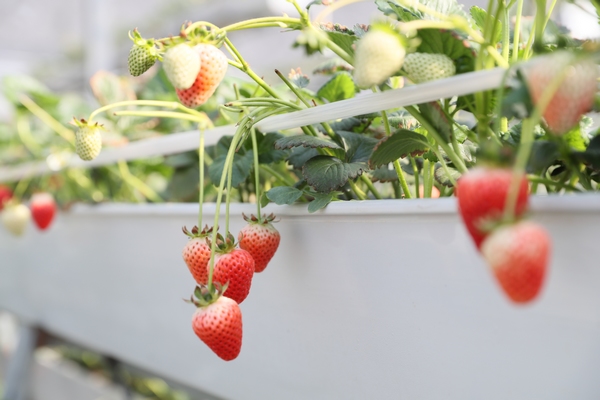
[1,195,600,399]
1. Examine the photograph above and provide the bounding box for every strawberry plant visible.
[1,0,600,360]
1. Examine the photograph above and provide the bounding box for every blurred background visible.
[0,0,599,398]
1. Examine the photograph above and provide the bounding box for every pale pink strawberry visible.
[182,225,213,284]
[176,43,228,108]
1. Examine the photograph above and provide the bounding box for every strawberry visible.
[238,213,280,273]
[162,43,201,90]
[1,202,31,236]
[481,221,551,303]
[71,118,103,161]
[128,29,158,77]
[353,25,406,89]
[524,52,598,135]
[176,44,228,108]
[213,248,255,304]
[402,53,456,84]
[182,225,213,284]
[191,289,243,361]
[30,192,56,231]
[0,185,13,211]
[456,168,529,249]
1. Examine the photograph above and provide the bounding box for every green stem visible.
[502,2,510,63]
[260,165,296,186]
[348,180,367,200]
[526,175,581,192]
[225,148,234,235]
[113,110,209,124]
[198,127,205,228]
[19,95,75,144]
[222,17,302,32]
[117,160,163,202]
[422,159,431,198]
[405,106,468,173]
[393,160,412,199]
[410,158,420,198]
[360,175,382,199]
[250,127,262,218]
[512,0,525,63]
[89,100,205,122]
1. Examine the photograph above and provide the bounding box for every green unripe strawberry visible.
[353,25,406,89]
[162,44,201,90]
[402,53,456,84]
[127,30,158,77]
[71,118,103,161]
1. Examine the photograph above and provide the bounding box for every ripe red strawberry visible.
[30,192,56,231]
[0,185,13,211]
[176,43,228,108]
[481,221,551,303]
[191,292,242,361]
[456,168,529,249]
[1,202,31,236]
[238,213,280,273]
[182,225,212,284]
[213,247,255,304]
[353,24,406,89]
[525,52,598,135]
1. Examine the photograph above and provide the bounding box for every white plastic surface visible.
[1,195,600,399]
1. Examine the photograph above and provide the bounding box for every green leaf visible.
[369,130,430,169]
[528,141,560,173]
[328,118,368,132]
[322,25,358,57]
[303,156,368,192]
[418,102,452,141]
[288,68,310,89]
[434,164,461,187]
[470,6,501,43]
[386,110,420,130]
[260,192,270,208]
[257,132,289,164]
[337,131,379,163]
[371,166,399,182]
[2,75,59,107]
[307,192,340,213]
[275,135,343,150]
[266,186,304,205]
[287,147,319,170]
[209,151,254,188]
[417,29,476,75]
[501,71,533,119]
[375,0,421,21]
[317,72,358,103]
[573,135,600,169]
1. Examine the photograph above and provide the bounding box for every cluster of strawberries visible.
[0,186,57,236]
[182,213,281,361]
[128,28,228,109]
[456,170,549,303]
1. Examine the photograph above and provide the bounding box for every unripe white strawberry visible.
[162,44,201,90]
[1,203,31,236]
[403,53,456,83]
[353,26,406,89]
[524,52,598,135]
[75,124,103,161]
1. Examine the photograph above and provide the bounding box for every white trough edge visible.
[0,66,516,183]
[65,194,600,218]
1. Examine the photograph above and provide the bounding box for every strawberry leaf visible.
[287,147,319,170]
[275,135,343,150]
[337,131,379,163]
[469,6,501,43]
[302,156,368,192]
[313,59,353,75]
[528,141,560,173]
[317,72,358,102]
[307,191,341,213]
[418,102,452,141]
[256,132,289,164]
[209,151,254,188]
[376,0,421,21]
[371,166,399,182]
[321,24,358,57]
[266,186,303,205]
[370,130,430,169]
[434,164,461,187]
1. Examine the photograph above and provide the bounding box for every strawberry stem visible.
[250,127,262,219]
[88,100,207,123]
[198,127,205,229]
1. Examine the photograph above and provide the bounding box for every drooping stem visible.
[512,0,525,64]
[410,157,420,198]
[250,127,262,218]
[113,110,211,124]
[393,160,412,199]
[89,100,206,122]
[198,127,205,228]
[19,95,75,144]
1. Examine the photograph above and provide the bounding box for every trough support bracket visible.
[3,325,39,400]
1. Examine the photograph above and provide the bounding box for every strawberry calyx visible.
[206,231,237,254]
[182,224,213,238]
[476,212,529,235]
[69,117,105,131]
[242,212,278,225]
[186,283,229,308]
